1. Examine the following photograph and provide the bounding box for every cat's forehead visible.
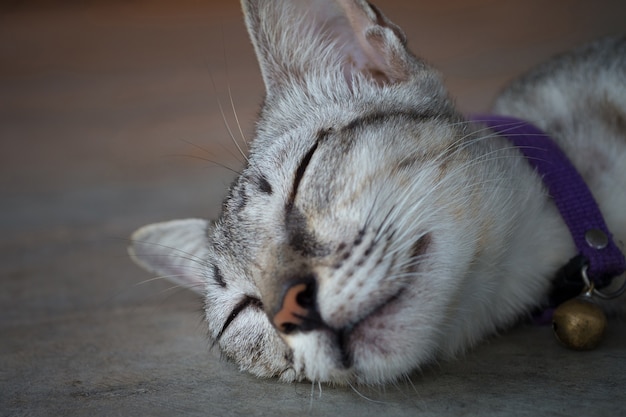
[251,110,463,168]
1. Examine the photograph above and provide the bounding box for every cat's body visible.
[130,0,626,385]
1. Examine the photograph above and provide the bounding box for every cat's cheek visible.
[348,293,440,384]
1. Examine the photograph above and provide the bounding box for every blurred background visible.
[3,0,626,201]
[2,1,626,415]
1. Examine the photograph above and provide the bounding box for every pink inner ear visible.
[329,0,409,86]
[243,0,412,95]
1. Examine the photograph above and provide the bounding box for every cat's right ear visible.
[128,219,211,295]
[241,0,415,96]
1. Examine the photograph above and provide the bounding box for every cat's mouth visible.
[277,281,410,381]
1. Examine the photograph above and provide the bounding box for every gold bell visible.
[552,293,607,350]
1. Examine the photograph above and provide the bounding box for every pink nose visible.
[272,279,320,334]
[273,283,308,333]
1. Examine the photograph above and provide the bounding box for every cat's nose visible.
[272,276,322,334]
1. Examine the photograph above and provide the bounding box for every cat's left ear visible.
[241,0,417,96]
[129,219,211,295]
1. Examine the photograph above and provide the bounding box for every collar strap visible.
[472,115,625,293]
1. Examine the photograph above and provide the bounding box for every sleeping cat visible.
[129,0,626,385]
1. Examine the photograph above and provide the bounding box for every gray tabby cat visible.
[130,0,626,385]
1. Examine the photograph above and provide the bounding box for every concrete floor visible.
[2,1,626,415]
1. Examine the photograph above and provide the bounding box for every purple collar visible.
[472,115,625,308]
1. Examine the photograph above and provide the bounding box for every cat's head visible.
[130,0,493,385]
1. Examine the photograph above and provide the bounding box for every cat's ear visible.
[241,0,414,95]
[129,219,211,295]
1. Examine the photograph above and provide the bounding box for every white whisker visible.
[228,83,249,149]
[347,381,386,404]
[208,72,249,164]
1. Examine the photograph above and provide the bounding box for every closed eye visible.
[287,128,331,208]
[216,296,263,342]
[287,141,318,208]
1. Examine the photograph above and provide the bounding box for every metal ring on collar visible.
[581,265,626,300]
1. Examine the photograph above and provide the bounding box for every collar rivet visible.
[585,229,608,249]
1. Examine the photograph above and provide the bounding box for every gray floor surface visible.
[2,1,626,416]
